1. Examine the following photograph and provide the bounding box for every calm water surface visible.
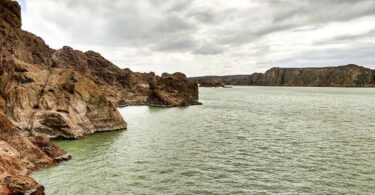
[33,87,375,194]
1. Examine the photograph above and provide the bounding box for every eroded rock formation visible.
[190,64,375,87]
[0,0,127,139]
[51,47,200,107]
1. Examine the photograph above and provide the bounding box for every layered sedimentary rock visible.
[0,0,199,139]
[0,112,71,194]
[190,64,375,87]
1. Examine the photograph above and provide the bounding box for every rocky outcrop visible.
[0,0,199,139]
[51,47,200,107]
[51,47,150,106]
[0,112,71,194]
[190,64,375,87]
[147,73,200,106]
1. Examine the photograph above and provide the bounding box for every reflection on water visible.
[33,87,375,194]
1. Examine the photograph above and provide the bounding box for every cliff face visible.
[260,65,375,87]
[190,65,375,87]
[0,0,199,139]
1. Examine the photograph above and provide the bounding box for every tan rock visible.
[52,47,200,107]
[0,0,127,138]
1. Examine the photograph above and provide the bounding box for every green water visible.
[33,87,375,194]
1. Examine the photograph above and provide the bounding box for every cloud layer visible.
[21,0,375,76]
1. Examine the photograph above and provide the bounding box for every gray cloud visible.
[272,0,375,24]
[214,0,375,47]
[315,28,375,45]
[153,35,197,52]
[275,46,375,68]
[192,43,224,55]
[22,0,375,76]
[188,10,216,24]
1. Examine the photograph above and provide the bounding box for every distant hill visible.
[189,64,375,87]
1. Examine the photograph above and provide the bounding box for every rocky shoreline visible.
[0,112,71,194]
[0,0,200,194]
[190,64,375,87]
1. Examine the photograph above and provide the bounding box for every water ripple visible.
[33,87,375,194]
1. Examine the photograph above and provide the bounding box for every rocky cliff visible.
[0,0,199,139]
[0,0,127,139]
[190,64,375,87]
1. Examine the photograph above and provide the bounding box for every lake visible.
[33,87,375,194]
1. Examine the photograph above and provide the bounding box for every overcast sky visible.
[20,0,375,76]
